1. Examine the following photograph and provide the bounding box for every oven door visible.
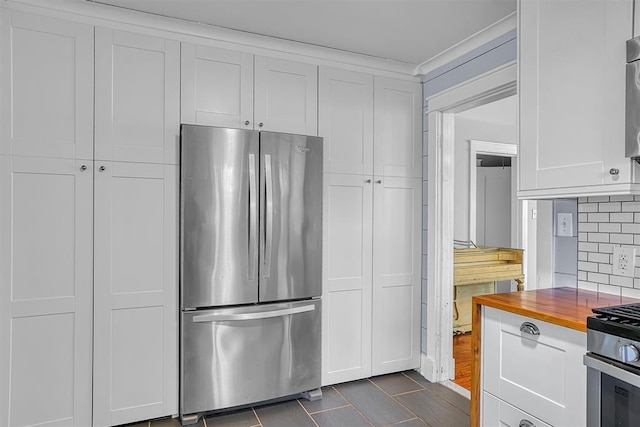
[584,353,640,427]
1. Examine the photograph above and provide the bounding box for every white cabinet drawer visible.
[483,392,551,427]
[482,307,586,426]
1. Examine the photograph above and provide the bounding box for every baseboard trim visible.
[419,353,438,382]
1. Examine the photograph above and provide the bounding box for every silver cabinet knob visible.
[99,166,106,172]
[619,344,640,363]
[258,122,264,128]
[376,179,382,184]
[244,120,250,126]
[519,322,540,336]
[365,179,372,183]
[79,165,87,171]
[610,168,620,175]
[519,420,535,427]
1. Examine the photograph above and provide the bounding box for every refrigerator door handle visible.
[248,153,258,280]
[192,304,315,323]
[264,153,273,277]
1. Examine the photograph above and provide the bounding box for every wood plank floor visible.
[124,371,470,427]
[453,333,472,391]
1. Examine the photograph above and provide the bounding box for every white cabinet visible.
[482,392,551,427]
[319,67,374,175]
[95,28,180,164]
[371,176,422,375]
[0,156,94,427]
[482,306,586,426]
[518,0,636,198]
[322,173,373,385]
[0,10,94,160]
[93,162,177,427]
[182,43,318,135]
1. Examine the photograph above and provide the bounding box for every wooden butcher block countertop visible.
[470,287,640,426]
[473,286,640,332]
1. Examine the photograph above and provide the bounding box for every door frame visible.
[468,140,518,247]
[422,62,517,383]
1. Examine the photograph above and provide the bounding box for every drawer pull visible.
[519,420,535,427]
[519,322,540,336]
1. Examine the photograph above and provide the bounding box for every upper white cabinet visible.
[93,162,178,427]
[518,0,636,198]
[374,77,422,178]
[182,43,318,135]
[319,67,374,175]
[95,28,180,165]
[0,156,94,427]
[0,11,94,160]
[181,44,254,129]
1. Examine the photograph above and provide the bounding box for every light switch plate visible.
[613,246,636,278]
[557,213,573,237]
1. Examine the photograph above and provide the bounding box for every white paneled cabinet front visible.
[518,0,635,197]
[371,176,421,375]
[322,173,373,385]
[181,44,318,135]
[95,28,180,164]
[0,10,94,160]
[93,162,178,426]
[0,156,94,427]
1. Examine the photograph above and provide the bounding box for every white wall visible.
[452,116,517,243]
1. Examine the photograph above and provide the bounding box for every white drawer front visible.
[483,307,586,426]
[483,392,551,427]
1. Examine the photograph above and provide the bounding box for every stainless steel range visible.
[585,303,640,426]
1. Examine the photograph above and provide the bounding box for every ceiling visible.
[88,0,516,66]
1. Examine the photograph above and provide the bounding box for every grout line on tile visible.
[330,387,375,427]
[305,404,352,415]
[400,371,427,389]
[296,399,320,427]
[366,377,420,423]
[251,407,263,427]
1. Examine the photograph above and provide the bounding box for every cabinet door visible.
[322,173,373,385]
[483,392,552,427]
[519,0,632,194]
[371,176,421,375]
[93,162,178,426]
[181,43,254,129]
[0,11,93,160]
[255,56,318,135]
[95,29,180,164]
[319,67,373,175]
[0,156,93,427]
[373,77,422,178]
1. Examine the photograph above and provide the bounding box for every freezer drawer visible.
[180,299,321,415]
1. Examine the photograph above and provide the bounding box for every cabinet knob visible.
[258,122,264,128]
[244,120,250,126]
[519,322,540,336]
[610,168,620,175]
[376,179,382,184]
[79,165,87,171]
[365,179,372,184]
[99,166,106,172]
[519,420,535,427]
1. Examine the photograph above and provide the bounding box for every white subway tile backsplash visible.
[588,233,610,243]
[579,222,598,232]
[588,272,610,284]
[622,223,640,234]
[599,264,612,274]
[612,213,635,222]
[634,235,640,245]
[578,203,598,213]
[578,261,599,272]
[599,243,615,253]
[578,281,598,291]
[622,287,640,298]
[610,275,634,288]
[599,202,622,212]
[588,196,610,203]
[622,202,640,212]
[578,252,588,261]
[635,278,640,289]
[578,270,587,280]
[579,242,599,252]
[599,223,621,233]
[588,252,610,263]
[610,234,634,245]
[611,195,635,202]
[578,197,589,203]
[598,284,622,296]
[588,213,610,222]
[578,232,588,242]
[579,213,588,222]
[635,213,640,222]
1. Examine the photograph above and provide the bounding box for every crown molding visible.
[414,12,516,77]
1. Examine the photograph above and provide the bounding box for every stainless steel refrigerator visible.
[179,125,322,424]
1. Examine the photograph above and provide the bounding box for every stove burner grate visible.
[592,303,640,326]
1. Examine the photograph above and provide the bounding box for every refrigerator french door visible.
[180,125,323,422]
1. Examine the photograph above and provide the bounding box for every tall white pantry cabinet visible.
[319,67,422,385]
[0,10,179,427]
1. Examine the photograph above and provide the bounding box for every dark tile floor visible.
[127,370,470,427]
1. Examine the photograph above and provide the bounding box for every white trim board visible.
[424,63,517,383]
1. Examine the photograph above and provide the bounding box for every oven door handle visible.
[584,354,640,388]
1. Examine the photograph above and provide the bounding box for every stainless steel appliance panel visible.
[180,299,321,414]
[181,125,260,308]
[259,132,323,302]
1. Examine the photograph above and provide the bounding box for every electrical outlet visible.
[557,213,573,237]
[613,246,636,278]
